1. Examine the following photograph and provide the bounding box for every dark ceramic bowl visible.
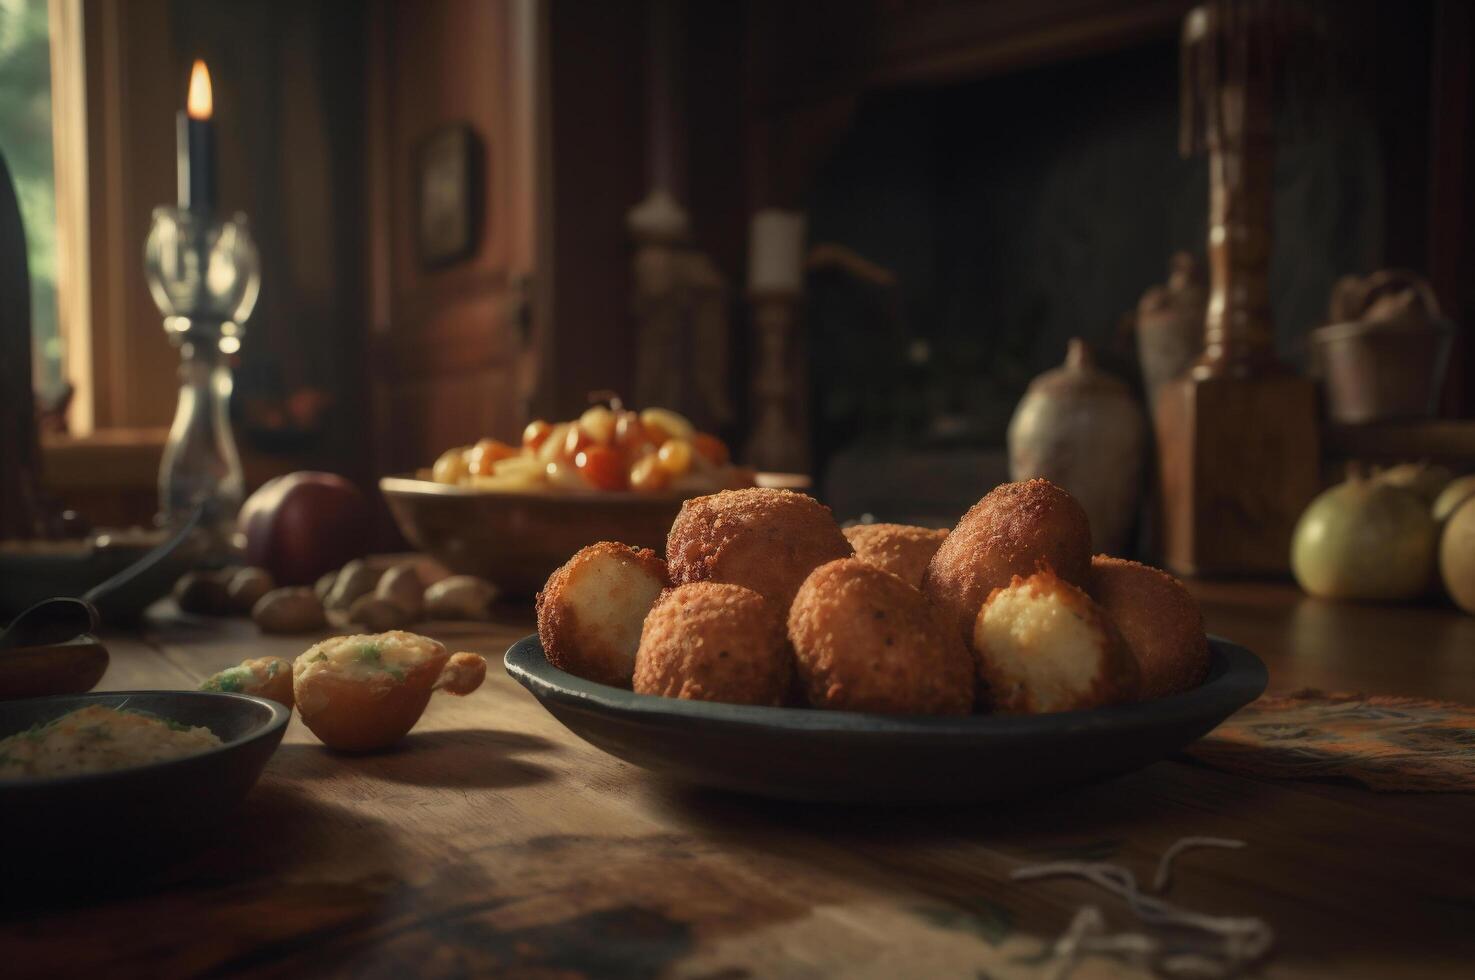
[505,634,1267,803]
[381,475,696,596]
[0,691,290,844]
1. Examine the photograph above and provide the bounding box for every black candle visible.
[177,59,216,212]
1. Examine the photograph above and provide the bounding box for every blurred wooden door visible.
[365,0,541,474]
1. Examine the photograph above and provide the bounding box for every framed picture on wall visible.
[415,124,483,268]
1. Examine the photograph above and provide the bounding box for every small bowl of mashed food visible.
[0,690,290,852]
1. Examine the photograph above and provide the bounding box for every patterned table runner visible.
[1186,690,1475,792]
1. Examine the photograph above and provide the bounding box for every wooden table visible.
[7,583,1475,978]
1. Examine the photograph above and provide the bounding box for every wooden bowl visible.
[380,475,691,596]
[505,634,1267,804]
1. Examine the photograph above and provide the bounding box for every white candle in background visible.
[748,209,806,292]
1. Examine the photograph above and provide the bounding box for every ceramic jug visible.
[1007,339,1146,556]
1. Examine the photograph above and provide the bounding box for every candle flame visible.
[187,60,213,120]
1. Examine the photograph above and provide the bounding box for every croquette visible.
[788,558,974,715]
[633,583,792,706]
[666,488,853,611]
[972,570,1138,714]
[1087,555,1209,699]
[924,478,1093,648]
[200,656,294,707]
[843,523,949,589]
[537,541,669,687]
[293,631,453,751]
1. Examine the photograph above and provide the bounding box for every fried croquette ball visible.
[200,656,294,707]
[924,478,1092,648]
[633,583,792,705]
[666,488,853,611]
[1087,555,1209,700]
[292,631,484,751]
[972,570,1138,714]
[536,541,669,687]
[787,558,974,715]
[843,523,948,589]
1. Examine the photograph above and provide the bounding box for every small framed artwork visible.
[415,124,483,268]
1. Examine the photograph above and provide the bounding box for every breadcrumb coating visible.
[843,523,948,589]
[537,541,669,688]
[788,558,974,715]
[924,478,1092,649]
[666,488,852,612]
[1087,555,1209,700]
[633,583,792,706]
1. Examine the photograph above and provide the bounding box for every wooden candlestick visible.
[746,289,808,475]
[1156,1,1321,576]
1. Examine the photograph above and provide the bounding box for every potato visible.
[291,632,486,751]
[253,587,327,634]
[424,575,497,620]
[413,556,452,589]
[325,558,381,611]
[174,571,232,616]
[375,563,425,619]
[226,567,275,614]
[347,594,414,632]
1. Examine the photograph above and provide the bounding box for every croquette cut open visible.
[925,478,1093,648]
[537,541,669,687]
[972,570,1139,714]
[788,558,974,716]
[633,582,792,706]
[666,488,853,611]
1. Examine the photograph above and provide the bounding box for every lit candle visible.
[748,209,806,293]
[177,59,216,212]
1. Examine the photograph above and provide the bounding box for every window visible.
[0,0,61,401]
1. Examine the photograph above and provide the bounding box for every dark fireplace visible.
[802,34,1409,522]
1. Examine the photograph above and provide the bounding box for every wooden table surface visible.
[7,582,1475,979]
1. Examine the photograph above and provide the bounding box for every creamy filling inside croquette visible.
[294,631,444,686]
[202,657,282,694]
[976,588,1105,712]
[566,552,666,667]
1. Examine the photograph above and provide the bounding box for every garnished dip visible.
[0,705,221,780]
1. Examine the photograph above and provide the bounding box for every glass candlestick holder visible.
[144,206,260,551]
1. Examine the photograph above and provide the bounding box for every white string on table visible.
[1011,836,1272,980]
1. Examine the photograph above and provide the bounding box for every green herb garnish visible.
[203,667,248,693]
[356,643,382,664]
[310,652,328,663]
[385,667,405,682]
[165,719,193,732]
[266,659,281,678]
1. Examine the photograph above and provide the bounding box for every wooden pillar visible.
[1157,1,1320,576]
